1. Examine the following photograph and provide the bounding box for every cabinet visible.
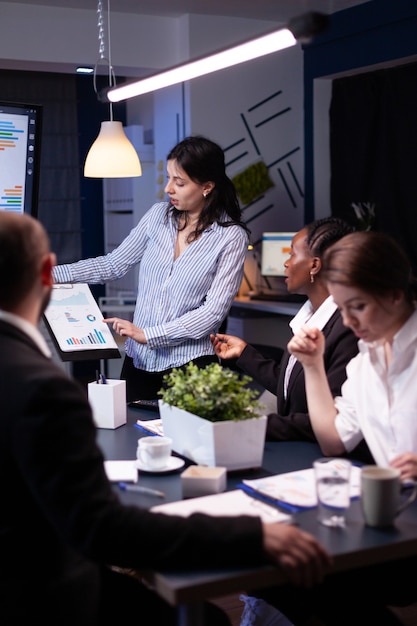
[103,125,155,299]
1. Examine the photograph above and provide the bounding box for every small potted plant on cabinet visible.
[158,362,267,471]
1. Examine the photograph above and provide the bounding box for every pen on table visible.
[118,482,165,498]
[238,483,300,514]
[96,371,107,384]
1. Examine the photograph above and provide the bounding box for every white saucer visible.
[135,456,185,474]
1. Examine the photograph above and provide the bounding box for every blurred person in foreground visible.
[0,211,331,626]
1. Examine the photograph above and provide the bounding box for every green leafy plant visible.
[159,362,263,422]
[232,161,274,205]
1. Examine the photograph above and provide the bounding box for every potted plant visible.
[158,362,267,470]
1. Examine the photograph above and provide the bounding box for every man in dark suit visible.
[0,212,330,626]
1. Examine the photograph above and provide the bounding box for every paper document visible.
[241,464,361,511]
[104,460,138,483]
[44,284,119,353]
[135,419,164,436]
[152,489,292,524]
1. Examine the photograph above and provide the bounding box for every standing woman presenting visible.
[53,136,250,401]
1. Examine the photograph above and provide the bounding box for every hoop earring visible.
[310,271,315,284]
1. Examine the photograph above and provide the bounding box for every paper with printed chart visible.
[43,283,120,361]
[242,463,361,510]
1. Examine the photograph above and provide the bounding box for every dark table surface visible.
[96,406,417,607]
[97,407,325,506]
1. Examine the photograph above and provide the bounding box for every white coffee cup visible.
[361,465,417,527]
[137,436,172,470]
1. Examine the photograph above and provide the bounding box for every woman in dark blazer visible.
[212,217,372,460]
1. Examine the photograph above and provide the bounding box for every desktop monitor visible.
[260,232,295,277]
[0,100,43,217]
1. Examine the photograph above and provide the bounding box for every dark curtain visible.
[330,62,417,274]
[0,70,82,262]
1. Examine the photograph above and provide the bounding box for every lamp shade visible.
[84,121,142,178]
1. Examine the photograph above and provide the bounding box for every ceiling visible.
[4,0,372,77]
[13,0,371,23]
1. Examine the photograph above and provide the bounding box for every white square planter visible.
[159,401,267,471]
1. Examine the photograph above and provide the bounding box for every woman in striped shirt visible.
[53,135,250,401]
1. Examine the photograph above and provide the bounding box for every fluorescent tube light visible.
[108,29,296,102]
[106,12,329,103]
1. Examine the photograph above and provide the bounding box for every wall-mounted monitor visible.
[260,232,295,277]
[0,101,43,217]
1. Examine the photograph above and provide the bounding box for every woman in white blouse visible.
[253,230,417,625]
[53,136,250,401]
[288,230,417,481]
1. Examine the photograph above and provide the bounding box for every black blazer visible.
[236,309,367,449]
[0,320,266,625]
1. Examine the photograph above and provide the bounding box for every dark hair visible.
[305,217,355,258]
[322,230,417,304]
[166,135,249,241]
[0,213,49,310]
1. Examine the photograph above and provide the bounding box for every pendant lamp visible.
[84,0,141,178]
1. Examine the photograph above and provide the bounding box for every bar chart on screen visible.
[0,101,42,217]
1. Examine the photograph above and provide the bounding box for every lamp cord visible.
[94,0,116,121]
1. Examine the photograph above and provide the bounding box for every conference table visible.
[97,407,417,626]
